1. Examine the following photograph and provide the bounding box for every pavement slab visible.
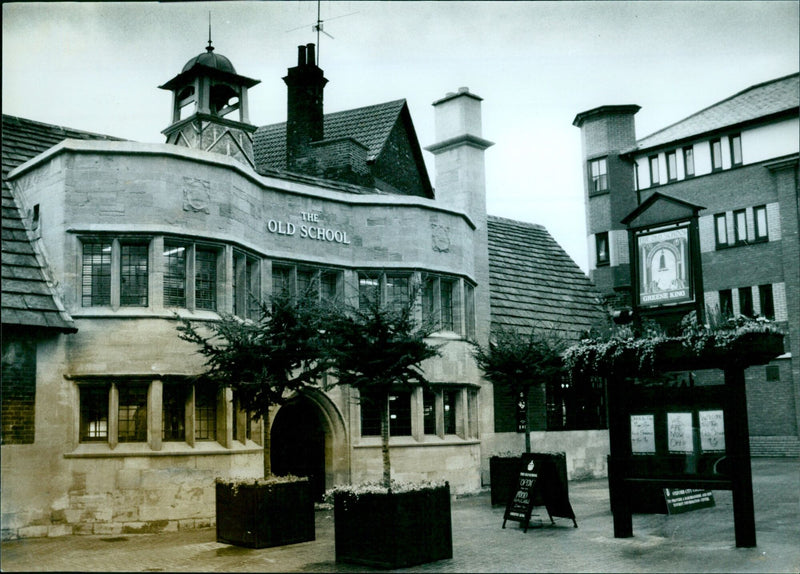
[2,458,798,573]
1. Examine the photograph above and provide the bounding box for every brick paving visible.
[2,458,798,573]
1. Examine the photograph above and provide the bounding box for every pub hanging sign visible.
[636,225,693,307]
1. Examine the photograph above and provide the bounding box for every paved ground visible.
[2,458,798,573]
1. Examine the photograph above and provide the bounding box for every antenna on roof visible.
[285,0,357,65]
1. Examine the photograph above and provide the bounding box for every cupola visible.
[159,35,260,167]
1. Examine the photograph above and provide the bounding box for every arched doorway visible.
[271,394,327,501]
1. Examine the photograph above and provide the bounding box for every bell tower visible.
[159,34,260,167]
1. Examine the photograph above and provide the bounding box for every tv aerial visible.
[286,0,357,65]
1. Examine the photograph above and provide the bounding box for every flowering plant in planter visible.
[177,289,329,547]
[323,286,451,568]
[564,311,784,380]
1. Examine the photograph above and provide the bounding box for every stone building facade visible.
[1,40,608,539]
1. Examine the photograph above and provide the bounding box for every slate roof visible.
[487,216,605,342]
[634,73,800,152]
[253,99,407,171]
[2,115,122,332]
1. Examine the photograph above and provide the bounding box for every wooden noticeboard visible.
[502,454,577,532]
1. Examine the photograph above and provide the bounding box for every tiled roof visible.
[487,216,605,342]
[2,115,122,331]
[634,73,800,151]
[253,99,407,171]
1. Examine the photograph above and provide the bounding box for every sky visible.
[3,1,799,272]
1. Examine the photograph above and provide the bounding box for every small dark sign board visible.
[502,454,577,532]
[663,488,715,515]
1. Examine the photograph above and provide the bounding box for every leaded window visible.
[162,384,187,441]
[163,244,187,307]
[120,243,148,307]
[195,385,217,440]
[118,385,148,442]
[195,248,217,311]
[80,385,109,441]
[82,241,112,306]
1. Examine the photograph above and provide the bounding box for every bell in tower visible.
[159,31,260,167]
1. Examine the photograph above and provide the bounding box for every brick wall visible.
[1,333,36,445]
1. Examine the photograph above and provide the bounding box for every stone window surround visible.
[68,376,261,455]
[73,233,478,340]
[354,383,480,447]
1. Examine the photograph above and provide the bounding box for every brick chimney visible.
[284,44,328,172]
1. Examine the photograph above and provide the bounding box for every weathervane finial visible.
[207,11,214,52]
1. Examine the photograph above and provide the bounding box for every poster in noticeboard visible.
[637,227,692,307]
[630,414,656,454]
[699,409,726,452]
[667,412,694,454]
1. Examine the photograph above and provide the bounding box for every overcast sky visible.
[3,1,798,271]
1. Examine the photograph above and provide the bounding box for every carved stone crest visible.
[431,223,451,253]
[183,177,211,213]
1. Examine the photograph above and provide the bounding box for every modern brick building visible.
[574,73,800,457]
[1,41,605,538]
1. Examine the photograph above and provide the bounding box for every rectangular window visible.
[272,265,292,299]
[464,283,476,340]
[443,390,457,435]
[666,150,678,182]
[120,243,148,307]
[320,270,340,304]
[194,385,217,440]
[710,138,723,171]
[759,284,775,320]
[589,158,608,193]
[422,276,436,328]
[195,248,217,311]
[423,390,436,435]
[162,384,187,441]
[388,391,412,437]
[440,279,455,332]
[754,205,768,241]
[118,384,148,442]
[734,209,747,244]
[649,156,659,186]
[163,244,187,307]
[683,146,695,177]
[360,391,382,436]
[386,274,410,314]
[80,385,109,441]
[714,213,729,248]
[729,133,742,166]
[719,289,733,318]
[297,268,316,297]
[595,232,610,266]
[246,259,261,319]
[82,241,112,306]
[358,273,380,309]
[739,287,754,318]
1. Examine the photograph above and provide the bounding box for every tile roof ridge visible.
[488,214,546,230]
[256,98,407,131]
[636,72,799,146]
[2,114,124,141]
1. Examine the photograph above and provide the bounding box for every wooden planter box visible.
[334,483,453,569]
[216,479,315,548]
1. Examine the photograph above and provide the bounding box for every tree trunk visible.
[380,392,391,489]
[263,408,272,477]
[524,398,531,454]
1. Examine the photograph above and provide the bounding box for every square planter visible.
[334,483,453,569]
[216,479,315,548]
